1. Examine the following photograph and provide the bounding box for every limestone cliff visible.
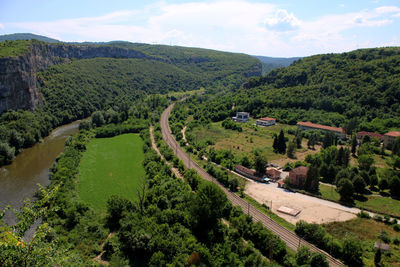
[0,43,163,113]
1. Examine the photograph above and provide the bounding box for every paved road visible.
[160,103,343,267]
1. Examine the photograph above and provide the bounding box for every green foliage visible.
[0,40,30,58]
[337,178,354,203]
[222,118,243,132]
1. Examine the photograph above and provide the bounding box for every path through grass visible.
[78,134,145,212]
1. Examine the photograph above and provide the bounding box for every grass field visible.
[189,120,315,165]
[324,217,400,266]
[319,183,400,217]
[77,134,145,212]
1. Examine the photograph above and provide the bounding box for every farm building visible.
[356,131,383,144]
[266,168,282,181]
[232,112,250,123]
[297,121,346,139]
[288,166,308,187]
[383,131,400,148]
[234,165,265,182]
[256,117,276,127]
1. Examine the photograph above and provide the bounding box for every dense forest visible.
[189,47,400,134]
[0,40,260,166]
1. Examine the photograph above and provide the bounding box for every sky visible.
[1,0,399,57]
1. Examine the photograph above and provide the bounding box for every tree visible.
[305,165,319,192]
[296,246,311,266]
[342,238,363,267]
[390,176,400,197]
[191,181,228,230]
[272,134,278,152]
[344,118,358,135]
[374,248,381,267]
[322,132,336,149]
[91,110,105,127]
[378,178,389,191]
[337,178,354,203]
[241,155,251,168]
[295,129,303,149]
[307,133,317,149]
[254,154,267,175]
[352,175,366,195]
[357,154,374,170]
[310,253,329,267]
[392,137,400,156]
[287,140,296,159]
[277,130,286,154]
[351,135,358,155]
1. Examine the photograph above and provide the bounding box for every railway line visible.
[160,103,343,267]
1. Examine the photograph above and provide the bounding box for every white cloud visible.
[4,1,400,57]
[0,23,4,29]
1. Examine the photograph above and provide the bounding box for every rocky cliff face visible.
[0,43,163,113]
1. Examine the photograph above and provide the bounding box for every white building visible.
[232,112,250,122]
[256,117,276,127]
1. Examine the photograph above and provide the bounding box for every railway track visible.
[160,103,343,267]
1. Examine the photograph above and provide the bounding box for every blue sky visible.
[1,0,399,57]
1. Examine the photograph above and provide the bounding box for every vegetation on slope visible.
[192,47,400,133]
[0,39,260,166]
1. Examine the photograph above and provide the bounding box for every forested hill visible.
[0,38,260,166]
[0,33,60,43]
[228,47,400,133]
[253,55,300,74]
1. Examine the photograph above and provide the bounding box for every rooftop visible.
[289,166,308,176]
[384,131,400,137]
[235,165,257,176]
[258,117,276,121]
[297,121,344,133]
[357,131,383,139]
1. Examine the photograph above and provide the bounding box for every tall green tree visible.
[337,178,354,203]
[254,154,267,175]
[287,140,296,159]
[277,130,286,154]
[351,135,358,155]
[305,165,319,193]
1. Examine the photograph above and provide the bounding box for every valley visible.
[0,33,400,266]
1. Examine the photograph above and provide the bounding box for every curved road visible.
[160,103,343,267]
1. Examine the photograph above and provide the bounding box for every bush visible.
[393,224,400,232]
[357,211,371,219]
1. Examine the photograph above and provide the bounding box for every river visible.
[0,120,80,226]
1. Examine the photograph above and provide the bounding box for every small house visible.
[266,168,282,181]
[374,242,390,252]
[297,121,346,139]
[288,166,308,187]
[234,165,264,182]
[256,117,276,127]
[232,112,250,123]
[383,131,400,148]
[356,131,383,144]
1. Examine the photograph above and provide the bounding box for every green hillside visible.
[0,33,60,43]
[0,39,260,166]
[253,55,300,74]
[192,47,400,133]
[38,58,203,125]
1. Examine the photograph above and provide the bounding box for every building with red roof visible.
[234,165,264,182]
[288,166,308,187]
[383,131,400,148]
[266,168,282,181]
[297,121,345,139]
[356,131,383,144]
[256,117,276,127]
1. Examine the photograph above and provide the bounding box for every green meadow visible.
[77,134,145,212]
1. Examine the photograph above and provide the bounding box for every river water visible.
[0,120,80,225]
